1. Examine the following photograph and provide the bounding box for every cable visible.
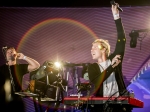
[7,65,16,92]
[112,89,129,104]
[103,89,129,112]
[103,91,119,112]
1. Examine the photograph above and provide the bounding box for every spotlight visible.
[54,61,61,68]
[129,30,139,48]
[34,61,62,80]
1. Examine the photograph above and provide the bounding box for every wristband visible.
[23,56,27,60]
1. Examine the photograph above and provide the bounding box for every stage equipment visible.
[76,83,91,94]
[29,80,47,97]
[28,79,60,101]
[129,30,139,48]
[33,60,60,80]
[29,60,67,102]
[82,64,89,80]
[63,96,144,112]
[129,28,150,48]
[75,82,92,112]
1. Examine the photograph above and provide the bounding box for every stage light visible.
[54,61,61,68]
[129,30,139,48]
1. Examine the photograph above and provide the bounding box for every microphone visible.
[110,0,123,12]
[2,46,7,49]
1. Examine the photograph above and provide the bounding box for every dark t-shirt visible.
[0,64,28,93]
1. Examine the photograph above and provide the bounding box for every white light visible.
[54,61,61,68]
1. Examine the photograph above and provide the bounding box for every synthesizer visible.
[63,96,144,108]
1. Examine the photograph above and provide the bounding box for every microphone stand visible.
[85,84,91,112]
[7,64,16,92]
[2,48,16,93]
[76,83,92,112]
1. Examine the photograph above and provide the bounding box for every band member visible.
[0,46,40,112]
[88,3,127,98]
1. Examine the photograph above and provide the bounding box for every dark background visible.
[0,0,150,7]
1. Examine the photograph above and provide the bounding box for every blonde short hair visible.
[92,39,110,57]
